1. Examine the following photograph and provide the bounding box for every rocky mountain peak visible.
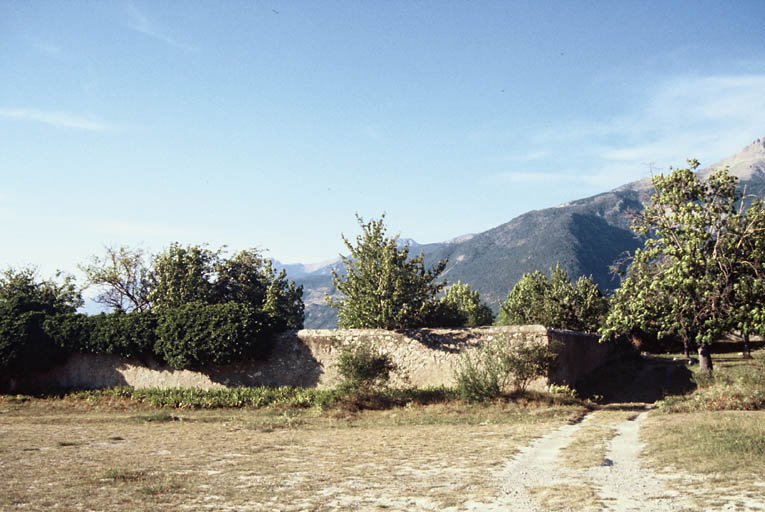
[704,136,765,180]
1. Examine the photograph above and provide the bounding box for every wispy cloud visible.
[0,108,115,131]
[483,161,649,190]
[125,2,191,51]
[482,72,765,191]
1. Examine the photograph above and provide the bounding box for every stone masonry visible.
[2,326,614,393]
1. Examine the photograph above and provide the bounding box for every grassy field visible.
[0,395,585,511]
[640,347,765,509]
[2,344,763,511]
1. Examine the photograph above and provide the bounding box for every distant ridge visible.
[293,137,765,328]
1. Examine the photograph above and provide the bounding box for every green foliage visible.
[0,307,67,375]
[327,214,447,329]
[0,268,82,375]
[128,385,333,409]
[455,336,556,401]
[425,281,494,327]
[602,163,765,370]
[155,301,269,370]
[496,270,548,326]
[496,264,607,333]
[42,311,158,359]
[146,244,304,368]
[150,244,304,331]
[261,267,305,331]
[0,267,82,315]
[49,385,456,410]
[89,311,158,357]
[335,341,397,391]
[42,313,93,351]
[80,246,154,313]
[149,243,221,311]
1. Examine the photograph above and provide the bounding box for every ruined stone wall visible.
[2,326,613,393]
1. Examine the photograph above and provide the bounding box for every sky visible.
[2,0,765,283]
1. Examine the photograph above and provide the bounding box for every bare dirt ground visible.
[2,360,764,511]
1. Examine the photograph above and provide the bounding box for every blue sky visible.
[2,0,765,282]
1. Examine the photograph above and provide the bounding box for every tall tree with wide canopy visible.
[602,161,765,372]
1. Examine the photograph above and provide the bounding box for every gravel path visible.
[585,411,689,511]
[468,410,697,512]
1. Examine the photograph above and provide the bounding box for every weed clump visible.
[455,337,555,402]
[335,341,396,393]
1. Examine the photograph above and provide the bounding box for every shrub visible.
[497,265,607,333]
[88,311,158,358]
[43,313,93,352]
[0,307,67,375]
[657,354,765,412]
[41,311,158,359]
[0,268,82,375]
[335,341,396,391]
[424,281,494,327]
[155,301,270,370]
[455,336,556,401]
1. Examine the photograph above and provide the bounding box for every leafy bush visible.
[45,385,456,410]
[42,313,93,351]
[0,308,67,375]
[546,383,578,398]
[150,244,304,330]
[497,264,607,333]
[89,311,158,357]
[155,301,270,370]
[335,341,396,391]
[424,281,494,327]
[455,336,556,401]
[0,269,82,375]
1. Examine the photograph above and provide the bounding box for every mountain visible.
[293,137,765,328]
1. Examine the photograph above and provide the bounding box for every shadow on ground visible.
[574,354,696,405]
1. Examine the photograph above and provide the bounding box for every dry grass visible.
[643,408,765,509]
[557,408,640,469]
[0,397,583,511]
[640,347,765,509]
[527,483,603,511]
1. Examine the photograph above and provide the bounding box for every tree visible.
[80,245,154,312]
[602,162,765,372]
[327,214,447,329]
[602,252,679,353]
[149,243,220,312]
[262,268,305,331]
[426,280,494,327]
[496,264,606,333]
[0,268,82,374]
[727,199,765,358]
[149,243,304,330]
[0,267,82,315]
[496,270,548,326]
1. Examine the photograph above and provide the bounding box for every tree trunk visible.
[682,335,692,359]
[742,331,752,359]
[698,344,713,373]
